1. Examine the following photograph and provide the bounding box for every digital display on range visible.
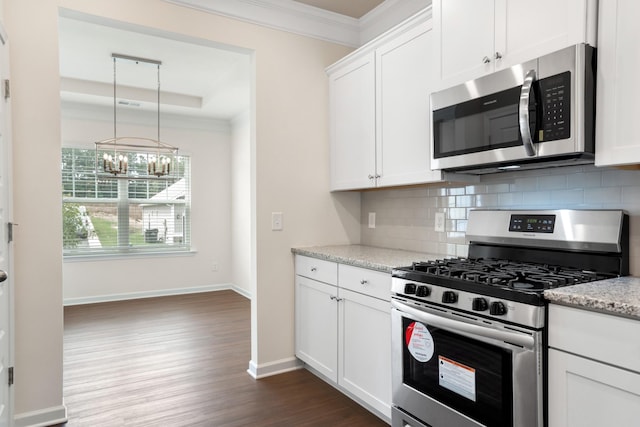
[509,214,556,233]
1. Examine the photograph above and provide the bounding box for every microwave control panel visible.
[538,71,571,142]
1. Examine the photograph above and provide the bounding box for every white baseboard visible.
[63,283,252,306]
[247,357,303,379]
[14,405,67,427]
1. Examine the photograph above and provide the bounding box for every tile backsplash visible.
[361,165,640,274]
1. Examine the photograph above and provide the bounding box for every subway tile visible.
[602,169,640,187]
[485,183,511,193]
[521,191,551,206]
[584,187,622,204]
[538,175,567,190]
[622,186,640,204]
[428,187,448,197]
[465,184,487,194]
[475,194,499,207]
[510,177,538,192]
[456,195,476,207]
[456,220,468,232]
[567,171,602,189]
[447,187,465,196]
[448,208,467,220]
[550,189,584,205]
[437,196,456,208]
[497,192,523,206]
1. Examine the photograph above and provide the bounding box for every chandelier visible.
[95,54,178,178]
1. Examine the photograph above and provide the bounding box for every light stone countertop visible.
[291,244,445,273]
[544,276,640,319]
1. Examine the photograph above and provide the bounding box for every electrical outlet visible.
[435,212,445,232]
[272,212,283,231]
[368,212,376,229]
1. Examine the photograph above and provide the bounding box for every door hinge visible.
[3,79,9,100]
[8,367,13,386]
[7,222,16,243]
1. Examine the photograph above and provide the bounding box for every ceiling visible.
[293,0,385,18]
[58,1,387,121]
[59,16,251,121]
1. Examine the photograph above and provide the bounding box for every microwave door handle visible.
[519,69,537,157]
[392,300,535,349]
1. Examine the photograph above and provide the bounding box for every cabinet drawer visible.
[549,304,640,374]
[339,264,391,301]
[295,255,338,285]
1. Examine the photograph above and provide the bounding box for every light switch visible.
[272,212,283,231]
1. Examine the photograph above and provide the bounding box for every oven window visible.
[402,317,513,427]
[432,85,538,159]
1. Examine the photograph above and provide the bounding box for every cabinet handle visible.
[310,267,317,272]
[330,295,337,300]
[494,51,502,60]
[360,279,368,285]
[336,297,344,302]
[368,174,375,180]
[482,56,491,64]
[374,174,381,179]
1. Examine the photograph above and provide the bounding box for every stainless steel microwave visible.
[431,44,595,174]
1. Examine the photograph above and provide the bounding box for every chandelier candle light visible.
[95,53,178,178]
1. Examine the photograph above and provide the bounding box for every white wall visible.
[5,0,360,421]
[61,103,233,303]
[231,110,252,297]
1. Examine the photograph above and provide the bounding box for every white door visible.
[0,21,12,427]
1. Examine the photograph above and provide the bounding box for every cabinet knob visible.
[330,295,337,300]
[310,267,317,272]
[482,56,491,64]
[368,174,375,180]
[374,174,381,179]
[360,279,368,285]
[495,51,502,60]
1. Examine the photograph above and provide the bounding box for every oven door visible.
[391,299,543,427]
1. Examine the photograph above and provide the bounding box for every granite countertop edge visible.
[291,244,445,273]
[544,276,640,319]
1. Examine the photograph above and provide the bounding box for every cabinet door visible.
[495,0,596,70]
[329,52,376,190]
[433,0,495,89]
[548,349,640,427]
[338,288,392,419]
[595,0,640,166]
[295,275,338,382]
[376,20,443,187]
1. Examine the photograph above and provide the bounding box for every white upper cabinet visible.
[328,9,444,191]
[329,52,376,190]
[433,0,597,89]
[375,19,443,187]
[595,0,640,166]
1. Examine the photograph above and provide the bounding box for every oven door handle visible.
[392,300,535,349]
[519,69,537,157]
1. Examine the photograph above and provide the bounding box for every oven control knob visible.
[490,301,508,316]
[472,297,489,311]
[416,285,431,297]
[442,291,458,304]
[404,283,417,294]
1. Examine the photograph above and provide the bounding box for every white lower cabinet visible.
[548,304,640,427]
[338,288,391,418]
[295,275,338,382]
[294,255,392,421]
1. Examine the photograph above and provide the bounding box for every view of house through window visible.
[62,147,191,255]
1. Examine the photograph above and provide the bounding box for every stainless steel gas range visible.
[390,209,629,427]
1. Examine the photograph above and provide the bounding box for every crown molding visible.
[164,0,431,47]
[164,0,361,47]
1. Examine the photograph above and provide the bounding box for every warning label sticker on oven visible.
[405,322,434,362]
[438,355,476,401]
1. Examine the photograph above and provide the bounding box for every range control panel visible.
[509,214,556,233]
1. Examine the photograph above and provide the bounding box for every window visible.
[62,147,191,256]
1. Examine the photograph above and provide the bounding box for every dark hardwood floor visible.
[58,290,388,426]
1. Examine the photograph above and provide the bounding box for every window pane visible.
[62,147,190,256]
